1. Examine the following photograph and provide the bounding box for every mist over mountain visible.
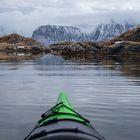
[0,26,9,37]
[32,25,90,45]
[0,26,27,38]
[90,20,135,41]
[32,20,136,45]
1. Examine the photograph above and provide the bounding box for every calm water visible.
[0,54,140,140]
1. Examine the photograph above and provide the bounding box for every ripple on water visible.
[0,55,140,140]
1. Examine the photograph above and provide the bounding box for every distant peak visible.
[40,25,79,29]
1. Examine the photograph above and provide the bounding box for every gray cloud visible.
[16,7,36,14]
[0,0,140,36]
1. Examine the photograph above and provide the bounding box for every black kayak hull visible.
[27,119,105,140]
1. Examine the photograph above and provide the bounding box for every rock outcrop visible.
[49,42,102,55]
[104,41,140,55]
[102,27,140,55]
[48,27,140,55]
[0,34,50,53]
[117,27,140,42]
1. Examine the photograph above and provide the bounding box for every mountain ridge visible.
[90,21,135,41]
[32,25,90,45]
[32,21,136,45]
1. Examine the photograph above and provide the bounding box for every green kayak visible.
[25,92,105,140]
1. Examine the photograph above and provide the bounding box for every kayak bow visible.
[25,92,105,140]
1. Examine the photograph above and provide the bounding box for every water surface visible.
[0,54,140,140]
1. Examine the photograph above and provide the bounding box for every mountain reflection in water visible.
[0,53,140,140]
[35,54,140,80]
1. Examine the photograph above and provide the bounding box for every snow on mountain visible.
[32,21,136,45]
[90,20,135,41]
[32,25,90,45]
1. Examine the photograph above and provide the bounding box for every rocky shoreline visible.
[0,52,43,62]
[48,41,140,55]
[0,27,140,57]
[0,34,50,54]
[48,27,140,55]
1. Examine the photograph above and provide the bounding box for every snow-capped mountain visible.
[32,25,90,45]
[32,21,136,45]
[90,21,135,41]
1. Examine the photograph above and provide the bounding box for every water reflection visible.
[0,53,140,140]
[0,52,43,62]
[35,54,140,80]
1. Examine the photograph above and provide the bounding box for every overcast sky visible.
[0,0,140,36]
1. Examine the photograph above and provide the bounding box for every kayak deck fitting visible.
[25,92,105,140]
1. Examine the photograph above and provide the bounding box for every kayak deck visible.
[38,92,91,127]
[25,92,105,140]
[28,119,105,140]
